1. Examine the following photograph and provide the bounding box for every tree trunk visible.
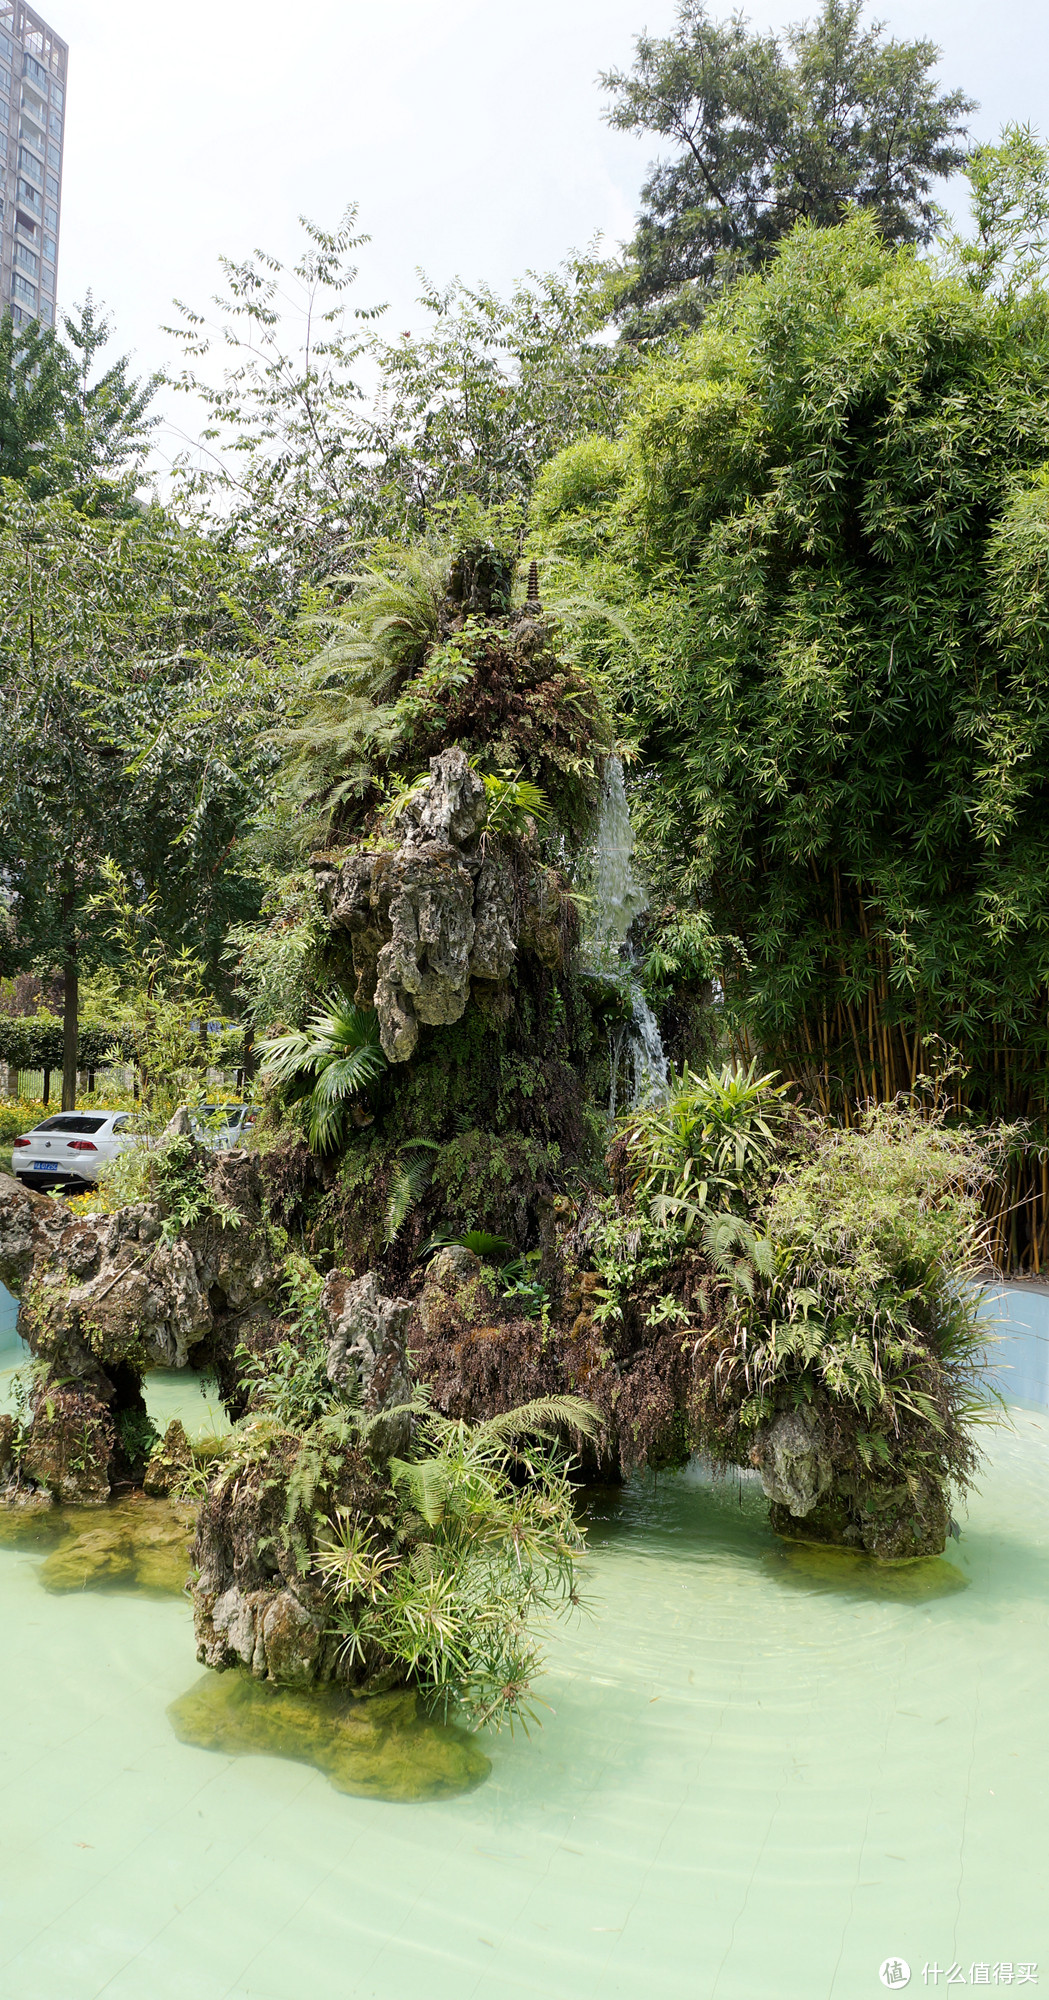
[61,955,79,1112]
[42,1068,51,1107]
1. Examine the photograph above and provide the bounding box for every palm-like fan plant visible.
[262,990,388,1151]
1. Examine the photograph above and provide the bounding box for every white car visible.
[10,1111,142,1191]
[189,1103,259,1150]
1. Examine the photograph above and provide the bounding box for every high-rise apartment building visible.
[0,1,66,330]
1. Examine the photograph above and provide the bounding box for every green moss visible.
[768,1539,969,1601]
[167,1670,492,1802]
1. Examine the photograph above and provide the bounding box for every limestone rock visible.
[0,1155,278,1407]
[753,1407,832,1518]
[414,745,487,845]
[144,1418,193,1498]
[470,856,516,982]
[376,841,477,1054]
[313,746,538,1063]
[195,1578,327,1687]
[260,1589,326,1687]
[0,1413,15,1479]
[769,1478,950,1561]
[0,1155,281,1505]
[321,1270,411,1399]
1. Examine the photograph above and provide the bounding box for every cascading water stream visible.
[579,756,670,1114]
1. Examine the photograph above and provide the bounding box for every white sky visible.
[47,0,1049,477]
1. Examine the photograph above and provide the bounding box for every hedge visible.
[0,1018,135,1070]
[0,1017,250,1074]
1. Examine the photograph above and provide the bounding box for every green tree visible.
[166,210,633,585]
[533,217,1049,1266]
[0,299,157,504]
[0,488,281,1107]
[603,0,974,336]
[0,314,65,486]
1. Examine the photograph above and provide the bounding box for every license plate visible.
[33,1162,60,1172]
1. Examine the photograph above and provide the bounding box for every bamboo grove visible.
[534,219,1049,1269]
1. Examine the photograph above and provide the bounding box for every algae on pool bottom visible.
[0,1392,1045,2000]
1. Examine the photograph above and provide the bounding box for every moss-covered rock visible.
[768,1472,952,1561]
[0,1412,14,1479]
[22,1386,114,1504]
[167,1670,491,1801]
[144,1418,193,1498]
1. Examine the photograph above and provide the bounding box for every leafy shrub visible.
[0,1099,46,1143]
[691,1104,996,1521]
[621,1058,788,1231]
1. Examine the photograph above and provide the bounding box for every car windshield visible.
[34,1115,108,1135]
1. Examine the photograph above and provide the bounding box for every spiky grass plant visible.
[316,1396,601,1731]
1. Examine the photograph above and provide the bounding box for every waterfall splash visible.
[580,757,670,1113]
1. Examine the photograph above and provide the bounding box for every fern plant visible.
[275,543,451,843]
[261,991,387,1151]
[383,1140,439,1245]
[481,769,550,841]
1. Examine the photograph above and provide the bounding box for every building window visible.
[0,30,12,62]
[17,179,41,212]
[43,233,55,261]
[49,110,61,136]
[44,202,57,229]
[52,82,63,111]
[0,134,6,162]
[15,243,38,275]
[46,172,59,200]
[22,53,49,90]
[17,209,38,237]
[13,273,38,306]
[39,297,53,325]
[47,141,59,167]
[22,89,46,124]
[18,147,42,182]
[0,67,10,100]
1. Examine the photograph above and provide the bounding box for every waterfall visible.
[580,757,670,1113]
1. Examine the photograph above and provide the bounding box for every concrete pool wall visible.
[976,1279,1049,1408]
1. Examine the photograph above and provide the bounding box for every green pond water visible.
[0,1358,1046,1998]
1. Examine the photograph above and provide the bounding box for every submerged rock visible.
[769,1539,968,1601]
[35,1495,196,1595]
[167,1670,491,1801]
[768,1475,950,1560]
